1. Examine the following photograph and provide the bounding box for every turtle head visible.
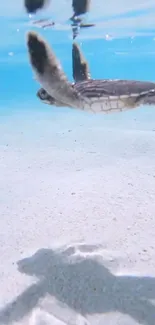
[37,88,69,108]
[37,88,56,105]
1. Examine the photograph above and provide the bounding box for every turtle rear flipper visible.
[124,90,155,107]
[143,96,155,105]
[27,31,81,108]
[137,91,155,106]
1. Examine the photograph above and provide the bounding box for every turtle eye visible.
[37,88,47,100]
[40,89,47,99]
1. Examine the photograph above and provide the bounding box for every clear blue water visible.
[1,0,155,122]
[1,3,155,324]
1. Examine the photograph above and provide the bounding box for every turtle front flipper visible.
[72,42,91,82]
[27,31,81,109]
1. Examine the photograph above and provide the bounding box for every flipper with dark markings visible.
[37,40,90,106]
[27,31,81,108]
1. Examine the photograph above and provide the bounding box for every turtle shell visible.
[74,79,155,99]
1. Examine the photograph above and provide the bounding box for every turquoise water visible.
[1,3,155,324]
[1,0,155,121]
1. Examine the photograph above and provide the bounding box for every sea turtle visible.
[27,31,155,113]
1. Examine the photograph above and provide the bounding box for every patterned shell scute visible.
[74,79,155,98]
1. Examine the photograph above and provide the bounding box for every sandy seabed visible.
[0,106,155,325]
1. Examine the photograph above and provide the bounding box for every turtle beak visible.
[37,89,43,100]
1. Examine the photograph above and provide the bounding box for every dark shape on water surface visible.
[24,0,49,13]
[31,19,55,28]
[24,0,91,16]
[72,0,91,18]
[71,0,95,39]
[24,0,95,39]
[71,21,95,40]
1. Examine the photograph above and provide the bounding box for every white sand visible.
[0,106,155,325]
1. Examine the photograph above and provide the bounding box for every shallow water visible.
[1,0,155,111]
[0,1,155,325]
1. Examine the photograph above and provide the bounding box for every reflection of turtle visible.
[70,0,95,39]
[24,0,49,13]
[27,31,155,113]
[24,0,95,39]
[24,0,91,16]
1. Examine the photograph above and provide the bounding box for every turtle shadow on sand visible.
[0,245,155,325]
